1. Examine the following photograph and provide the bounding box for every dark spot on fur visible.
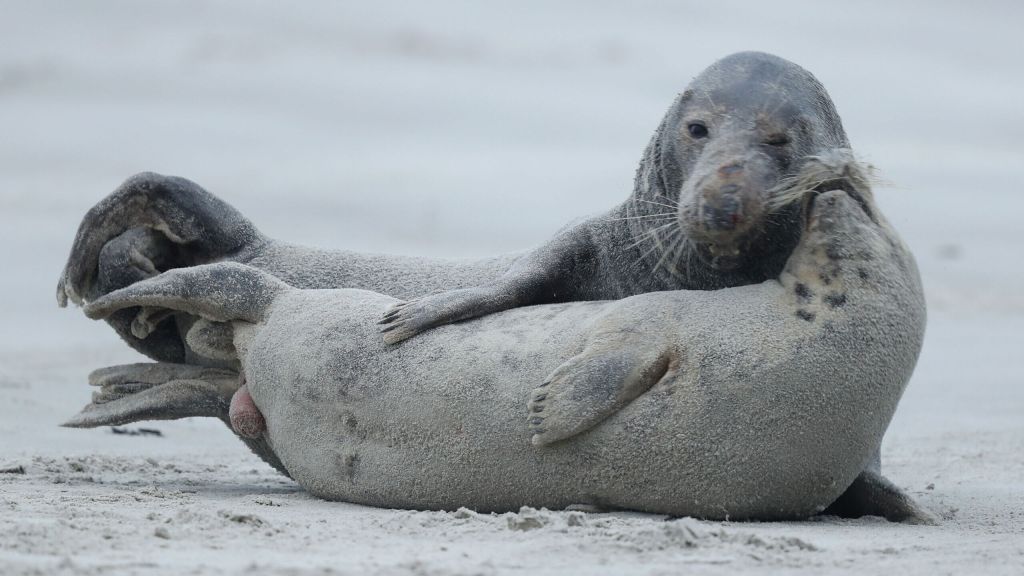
[858,267,870,280]
[822,262,842,280]
[818,272,832,285]
[826,243,846,260]
[794,282,813,301]
[796,309,816,322]
[825,293,847,308]
[339,452,359,482]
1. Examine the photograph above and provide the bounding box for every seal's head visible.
[631,51,849,275]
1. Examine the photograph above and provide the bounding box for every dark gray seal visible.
[69,178,927,520]
[377,51,850,344]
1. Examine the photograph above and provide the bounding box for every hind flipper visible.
[64,377,234,429]
[824,469,937,525]
[63,362,239,428]
[83,262,289,326]
[57,172,263,308]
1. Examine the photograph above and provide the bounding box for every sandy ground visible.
[2,1,1023,574]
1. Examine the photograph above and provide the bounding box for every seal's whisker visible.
[633,198,680,211]
[767,149,879,211]
[632,226,677,270]
[605,212,677,223]
[650,227,682,275]
[626,221,677,251]
[653,192,681,207]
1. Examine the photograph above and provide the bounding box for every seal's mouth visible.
[696,241,746,271]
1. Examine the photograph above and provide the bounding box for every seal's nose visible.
[702,190,743,230]
[718,162,744,177]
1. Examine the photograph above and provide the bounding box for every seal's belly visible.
[243,290,868,518]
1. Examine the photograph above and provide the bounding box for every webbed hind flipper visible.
[824,469,938,525]
[528,336,674,446]
[63,363,239,428]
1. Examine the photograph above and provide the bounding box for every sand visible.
[1,1,1022,574]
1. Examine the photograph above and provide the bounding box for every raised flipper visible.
[528,333,674,446]
[83,262,289,325]
[57,172,265,308]
[63,363,238,428]
[824,469,937,525]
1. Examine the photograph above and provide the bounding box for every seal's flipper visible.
[529,345,673,446]
[824,469,937,525]
[379,286,518,344]
[379,224,596,344]
[91,228,189,362]
[89,363,238,392]
[57,172,264,308]
[83,262,289,326]
[63,379,231,428]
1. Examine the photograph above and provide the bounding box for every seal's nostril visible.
[702,195,742,231]
[718,162,744,177]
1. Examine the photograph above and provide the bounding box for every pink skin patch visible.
[229,380,266,439]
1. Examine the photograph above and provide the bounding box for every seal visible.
[376,51,851,344]
[55,53,922,521]
[55,51,844,354]
[67,157,931,521]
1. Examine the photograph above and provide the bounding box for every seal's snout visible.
[701,185,744,231]
[693,157,768,240]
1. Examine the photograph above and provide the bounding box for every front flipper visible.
[378,219,599,344]
[379,286,518,345]
[63,363,239,428]
[824,469,938,525]
[528,336,674,446]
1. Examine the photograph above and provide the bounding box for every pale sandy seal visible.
[68,167,929,520]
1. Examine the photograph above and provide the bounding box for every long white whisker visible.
[626,221,677,251]
[605,212,677,222]
[652,228,683,275]
[633,198,680,211]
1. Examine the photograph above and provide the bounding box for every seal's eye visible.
[687,122,708,139]
[765,133,790,147]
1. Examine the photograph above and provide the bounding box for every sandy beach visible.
[2,1,1022,574]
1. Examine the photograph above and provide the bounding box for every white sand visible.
[1,1,1022,574]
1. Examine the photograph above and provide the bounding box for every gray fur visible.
[73,183,927,521]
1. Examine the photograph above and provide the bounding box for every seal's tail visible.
[83,262,289,326]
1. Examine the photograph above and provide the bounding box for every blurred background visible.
[1,1,1021,453]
